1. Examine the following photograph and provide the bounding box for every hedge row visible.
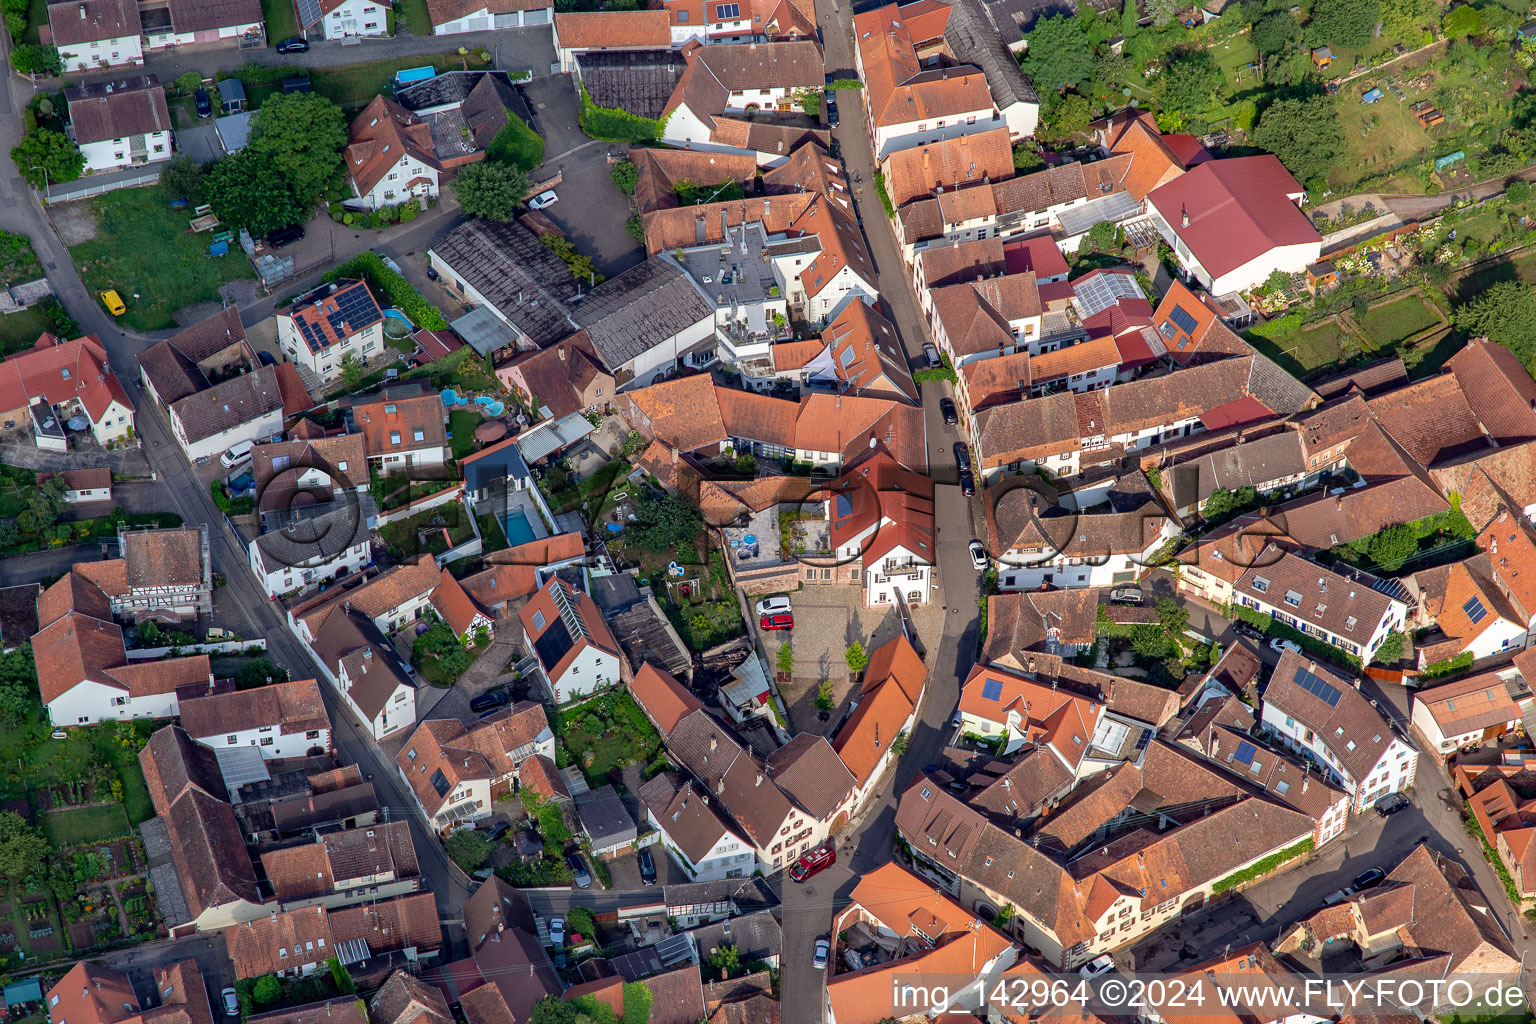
[1229,603,1362,672]
[579,87,666,143]
[1211,838,1312,894]
[487,114,545,172]
[323,251,448,331]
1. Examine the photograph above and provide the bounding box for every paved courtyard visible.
[771,585,944,735]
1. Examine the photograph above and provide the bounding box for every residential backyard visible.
[1245,287,1451,380]
[552,692,665,787]
[65,185,254,332]
[379,502,476,559]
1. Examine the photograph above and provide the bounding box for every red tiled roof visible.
[1147,156,1320,280]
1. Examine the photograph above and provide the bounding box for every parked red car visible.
[760,612,794,631]
[790,842,835,882]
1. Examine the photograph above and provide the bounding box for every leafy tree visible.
[708,944,741,980]
[625,212,645,242]
[485,114,545,172]
[250,977,283,1007]
[203,151,306,238]
[529,999,579,1024]
[10,44,61,76]
[1508,180,1533,203]
[610,159,639,195]
[444,829,493,871]
[627,493,702,551]
[412,621,471,683]
[1203,487,1234,522]
[1078,219,1118,254]
[1158,52,1222,128]
[1262,269,1294,294]
[453,160,529,221]
[621,983,651,1024]
[0,519,17,549]
[814,680,834,711]
[1373,630,1406,666]
[776,641,794,675]
[1021,15,1096,92]
[175,71,204,95]
[1253,95,1344,187]
[0,813,49,879]
[11,128,83,189]
[1453,280,1536,373]
[1309,0,1379,48]
[1013,144,1046,173]
[1381,0,1433,37]
[845,642,869,673]
[338,354,366,389]
[1156,597,1189,639]
[0,0,26,39]
[161,155,207,204]
[1252,11,1299,54]
[891,730,909,756]
[566,906,598,940]
[1040,93,1094,142]
[20,476,66,535]
[1146,0,1181,28]
[1366,523,1418,573]
[1442,4,1481,38]
[247,91,347,208]
[0,646,35,732]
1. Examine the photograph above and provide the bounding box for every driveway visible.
[520,75,645,278]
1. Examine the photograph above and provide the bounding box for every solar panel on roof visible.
[982,678,1003,701]
[835,494,853,518]
[295,0,323,27]
[1073,270,1142,317]
[1232,740,1257,766]
[1169,306,1198,334]
[1463,596,1488,625]
[1134,730,1152,751]
[1294,666,1342,707]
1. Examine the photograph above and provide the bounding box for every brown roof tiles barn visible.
[643,966,706,1024]
[630,663,705,737]
[764,734,856,819]
[168,787,261,918]
[639,771,742,863]
[247,1000,368,1024]
[140,725,229,816]
[553,9,672,47]
[1445,336,1536,446]
[328,891,441,955]
[122,528,205,590]
[883,127,1013,206]
[369,971,453,1024]
[65,76,169,143]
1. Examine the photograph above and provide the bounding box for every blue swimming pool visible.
[502,509,537,546]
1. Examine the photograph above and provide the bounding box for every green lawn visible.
[0,718,157,830]
[1246,318,1350,379]
[310,54,489,110]
[67,185,255,333]
[554,693,663,785]
[448,410,480,460]
[1355,296,1440,348]
[400,0,433,34]
[0,306,54,356]
[259,0,301,43]
[40,804,131,846]
[23,0,45,43]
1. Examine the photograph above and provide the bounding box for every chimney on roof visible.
[715,777,725,795]
[1181,206,1189,229]
[755,770,764,786]
[710,735,718,752]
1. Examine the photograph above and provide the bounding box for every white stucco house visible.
[178,678,333,760]
[65,76,171,173]
[1261,650,1419,812]
[518,578,622,705]
[296,0,388,39]
[640,772,758,881]
[248,496,378,599]
[344,96,442,211]
[167,364,293,465]
[277,279,386,383]
[49,0,143,70]
[1144,155,1322,297]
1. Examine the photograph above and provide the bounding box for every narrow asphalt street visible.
[770,4,982,1020]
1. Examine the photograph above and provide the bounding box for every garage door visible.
[466,14,490,30]
[493,12,519,27]
[523,7,549,23]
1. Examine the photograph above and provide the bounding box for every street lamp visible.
[29,163,50,203]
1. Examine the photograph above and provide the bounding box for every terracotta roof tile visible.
[882,127,1013,206]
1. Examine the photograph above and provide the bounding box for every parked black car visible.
[638,848,657,885]
[1353,867,1386,890]
[959,470,975,497]
[267,225,304,248]
[276,36,309,53]
[1232,621,1265,640]
[194,89,212,118]
[567,853,593,889]
[939,397,958,425]
[826,102,839,128]
[484,821,511,842]
[470,688,511,713]
[1374,792,1410,817]
[953,441,971,470]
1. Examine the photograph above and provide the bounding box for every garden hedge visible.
[323,251,448,330]
[579,87,666,143]
[486,114,545,172]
